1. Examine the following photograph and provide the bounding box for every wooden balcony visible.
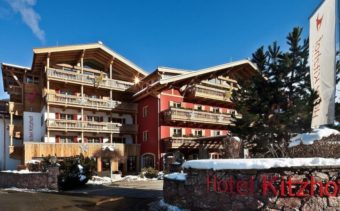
[7,85,22,95]
[46,119,137,134]
[163,107,233,126]
[9,124,23,139]
[47,67,133,91]
[8,102,23,116]
[186,84,233,104]
[164,136,199,149]
[46,94,137,113]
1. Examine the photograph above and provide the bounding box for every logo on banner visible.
[316,14,323,31]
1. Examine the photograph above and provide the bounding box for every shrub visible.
[141,167,159,179]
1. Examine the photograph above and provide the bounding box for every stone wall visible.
[164,167,340,210]
[0,167,59,190]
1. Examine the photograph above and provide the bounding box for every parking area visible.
[0,180,163,211]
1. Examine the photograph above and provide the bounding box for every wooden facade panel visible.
[24,143,140,163]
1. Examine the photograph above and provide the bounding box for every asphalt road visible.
[0,180,163,211]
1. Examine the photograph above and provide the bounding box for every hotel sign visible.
[23,112,42,142]
[207,175,340,197]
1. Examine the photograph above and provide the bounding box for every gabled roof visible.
[157,66,190,74]
[133,59,258,100]
[159,60,258,85]
[33,42,147,76]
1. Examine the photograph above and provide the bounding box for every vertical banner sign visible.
[310,0,336,128]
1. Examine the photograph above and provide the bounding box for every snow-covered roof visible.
[182,158,340,170]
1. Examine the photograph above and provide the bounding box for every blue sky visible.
[0,0,322,99]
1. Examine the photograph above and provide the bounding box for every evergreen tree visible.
[231,27,317,157]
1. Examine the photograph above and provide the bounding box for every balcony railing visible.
[8,102,23,116]
[47,68,134,91]
[164,136,199,149]
[46,119,137,134]
[163,107,233,125]
[188,84,232,103]
[46,94,137,112]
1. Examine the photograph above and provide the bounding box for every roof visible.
[159,59,258,85]
[133,59,259,99]
[157,66,190,74]
[1,63,30,71]
[33,42,147,76]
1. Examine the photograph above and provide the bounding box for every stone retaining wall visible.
[164,167,340,210]
[0,167,59,190]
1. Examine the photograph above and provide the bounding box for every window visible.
[143,131,148,142]
[210,152,220,159]
[196,105,203,111]
[194,130,203,137]
[174,102,181,108]
[212,130,221,136]
[87,116,103,122]
[212,107,220,113]
[173,128,182,137]
[60,114,73,120]
[143,106,148,118]
[26,76,33,84]
[60,90,73,95]
[26,75,39,84]
[109,117,125,124]
[41,114,44,126]
[86,137,102,143]
[60,136,75,143]
[142,154,155,168]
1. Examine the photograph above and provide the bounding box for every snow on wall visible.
[289,127,339,147]
[182,158,340,170]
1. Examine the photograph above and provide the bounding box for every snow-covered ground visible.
[289,127,339,147]
[3,187,57,193]
[87,174,160,185]
[182,157,340,170]
[1,169,42,174]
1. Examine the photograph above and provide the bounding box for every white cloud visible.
[6,0,45,42]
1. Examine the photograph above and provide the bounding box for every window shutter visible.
[73,136,78,143]
[56,135,60,143]
[73,114,78,120]
[202,130,206,136]
[170,127,173,137]
[182,128,186,136]
[56,113,60,120]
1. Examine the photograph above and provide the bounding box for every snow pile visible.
[78,164,87,182]
[120,175,148,181]
[87,176,112,185]
[4,187,57,193]
[164,172,187,181]
[1,169,41,174]
[182,158,340,170]
[158,199,182,211]
[289,127,339,147]
[26,160,41,164]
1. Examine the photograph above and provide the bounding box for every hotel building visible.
[0,42,257,173]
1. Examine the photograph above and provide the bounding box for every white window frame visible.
[143,131,148,142]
